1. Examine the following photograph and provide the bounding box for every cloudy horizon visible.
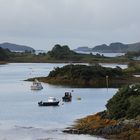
[0,0,140,50]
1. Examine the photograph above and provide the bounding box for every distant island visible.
[0,44,112,63]
[74,42,140,53]
[0,42,35,53]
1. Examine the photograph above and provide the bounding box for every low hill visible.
[92,42,128,53]
[127,42,140,52]
[47,44,100,62]
[0,42,35,52]
[93,42,140,53]
[74,42,140,53]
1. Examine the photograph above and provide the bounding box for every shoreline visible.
[27,76,140,88]
[4,56,140,64]
[64,84,140,140]
[1,58,140,65]
[63,112,140,140]
[0,61,7,64]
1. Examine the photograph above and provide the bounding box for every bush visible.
[47,44,76,59]
[106,84,140,119]
[48,64,124,84]
[0,47,10,60]
[127,96,140,118]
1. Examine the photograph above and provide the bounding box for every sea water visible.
[0,63,121,140]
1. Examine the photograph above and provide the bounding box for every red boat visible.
[62,92,72,102]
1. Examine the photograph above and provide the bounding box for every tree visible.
[0,47,9,60]
[47,44,75,59]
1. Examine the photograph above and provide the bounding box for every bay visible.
[0,63,120,140]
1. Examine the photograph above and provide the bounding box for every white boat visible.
[31,79,43,90]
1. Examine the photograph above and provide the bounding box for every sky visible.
[0,0,140,50]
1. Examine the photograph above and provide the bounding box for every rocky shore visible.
[64,84,140,140]
[63,112,140,140]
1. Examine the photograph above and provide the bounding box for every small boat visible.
[31,79,43,90]
[62,92,72,102]
[38,97,59,106]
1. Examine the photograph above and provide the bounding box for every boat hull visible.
[38,101,59,106]
[31,86,43,90]
[62,97,72,102]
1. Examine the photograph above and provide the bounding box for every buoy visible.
[77,97,81,100]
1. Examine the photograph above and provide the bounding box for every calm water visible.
[76,51,125,57]
[0,63,119,140]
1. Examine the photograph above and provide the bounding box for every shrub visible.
[106,84,140,119]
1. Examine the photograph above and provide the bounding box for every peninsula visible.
[64,83,140,140]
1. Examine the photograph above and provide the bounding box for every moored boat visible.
[62,92,72,102]
[38,97,59,106]
[31,79,43,90]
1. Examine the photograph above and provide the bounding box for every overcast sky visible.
[0,0,140,50]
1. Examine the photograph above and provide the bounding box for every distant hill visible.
[0,42,35,52]
[127,42,140,52]
[92,42,140,53]
[74,42,140,53]
[92,42,128,53]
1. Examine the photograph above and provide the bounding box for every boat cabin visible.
[62,92,72,102]
[31,79,43,90]
[38,97,59,106]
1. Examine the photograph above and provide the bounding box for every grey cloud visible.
[0,0,140,50]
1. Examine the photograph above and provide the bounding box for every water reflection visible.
[0,63,118,140]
